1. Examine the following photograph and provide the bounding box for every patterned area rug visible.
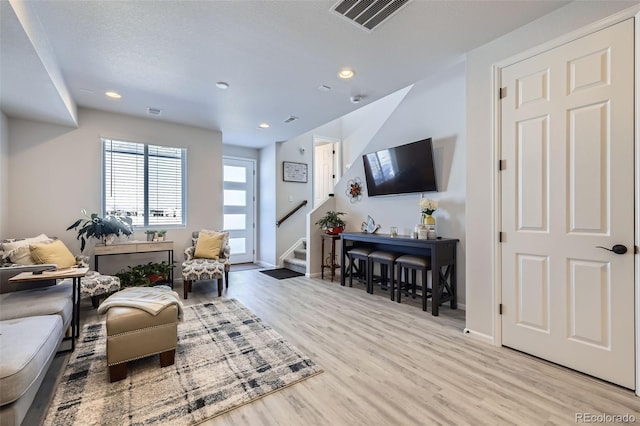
[44,299,322,425]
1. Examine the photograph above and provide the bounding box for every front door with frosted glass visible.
[223,158,255,264]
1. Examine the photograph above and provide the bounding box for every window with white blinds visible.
[103,138,186,227]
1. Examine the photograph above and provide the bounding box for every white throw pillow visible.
[1,234,52,264]
[8,246,36,265]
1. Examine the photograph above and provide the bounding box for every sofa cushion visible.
[0,234,50,252]
[30,240,76,269]
[1,234,52,265]
[0,281,73,329]
[0,315,63,406]
[6,246,36,265]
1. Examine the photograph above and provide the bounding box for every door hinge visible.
[498,159,506,171]
[635,246,639,254]
[499,232,504,242]
[499,87,506,99]
[499,304,503,315]
[332,174,336,179]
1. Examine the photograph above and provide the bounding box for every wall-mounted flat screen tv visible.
[362,138,438,196]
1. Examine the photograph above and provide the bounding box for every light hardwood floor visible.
[28,269,640,425]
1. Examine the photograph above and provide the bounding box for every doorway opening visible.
[313,136,341,207]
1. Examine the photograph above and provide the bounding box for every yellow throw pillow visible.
[30,239,76,269]
[194,231,225,260]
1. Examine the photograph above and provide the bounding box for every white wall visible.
[7,107,222,275]
[223,144,259,160]
[341,85,412,172]
[334,60,467,304]
[0,112,8,237]
[465,1,638,339]
[258,144,276,266]
[275,120,341,262]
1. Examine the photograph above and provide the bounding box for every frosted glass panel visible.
[224,190,246,206]
[229,237,246,255]
[224,214,246,230]
[224,165,246,183]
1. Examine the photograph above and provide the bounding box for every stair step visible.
[293,248,306,260]
[285,257,306,267]
[284,257,306,274]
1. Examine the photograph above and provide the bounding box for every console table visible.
[9,267,89,351]
[94,241,174,288]
[340,232,458,316]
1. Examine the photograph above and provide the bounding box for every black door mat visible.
[260,268,304,280]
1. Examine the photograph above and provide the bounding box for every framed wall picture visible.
[283,161,308,183]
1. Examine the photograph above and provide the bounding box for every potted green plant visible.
[315,211,346,235]
[67,209,134,252]
[156,230,167,241]
[145,230,157,242]
[115,261,175,288]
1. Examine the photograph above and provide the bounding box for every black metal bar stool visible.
[346,247,374,288]
[368,251,400,298]
[395,255,432,311]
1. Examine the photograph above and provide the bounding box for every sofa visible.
[0,264,75,426]
[0,237,76,426]
[1,235,121,307]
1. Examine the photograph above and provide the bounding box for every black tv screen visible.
[362,138,438,196]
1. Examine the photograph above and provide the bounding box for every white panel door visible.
[500,19,635,388]
[223,158,255,264]
[314,142,335,207]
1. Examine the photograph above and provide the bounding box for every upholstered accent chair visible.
[181,230,230,299]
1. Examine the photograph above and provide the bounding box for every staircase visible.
[283,240,306,275]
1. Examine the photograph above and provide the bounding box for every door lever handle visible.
[596,245,628,255]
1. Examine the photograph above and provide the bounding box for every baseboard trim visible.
[463,328,494,344]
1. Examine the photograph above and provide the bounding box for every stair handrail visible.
[276,200,308,227]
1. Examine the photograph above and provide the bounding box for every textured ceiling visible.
[1,0,572,147]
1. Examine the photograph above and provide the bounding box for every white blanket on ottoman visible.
[97,286,184,320]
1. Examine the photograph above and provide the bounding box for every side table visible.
[9,267,89,351]
[321,234,341,282]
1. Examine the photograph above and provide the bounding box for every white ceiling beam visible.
[1,0,77,126]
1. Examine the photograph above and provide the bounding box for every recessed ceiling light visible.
[258,122,270,129]
[338,68,355,79]
[105,91,122,99]
[215,82,229,90]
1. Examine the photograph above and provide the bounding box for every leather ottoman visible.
[105,304,178,382]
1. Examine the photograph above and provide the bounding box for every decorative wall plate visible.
[346,177,363,203]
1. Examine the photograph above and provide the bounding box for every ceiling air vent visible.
[147,107,162,116]
[331,0,412,31]
[284,115,299,124]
